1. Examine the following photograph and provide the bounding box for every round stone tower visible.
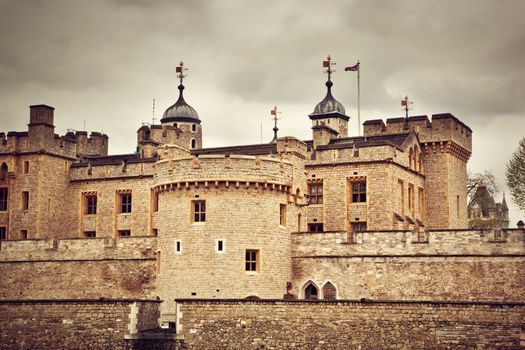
[153,138,308,323]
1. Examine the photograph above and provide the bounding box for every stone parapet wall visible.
[175,299,524,350]
[70,160,155,181]
[0,236,157,261]
[0,299,161,350]
[155,154,294,187]
[292,229,525,257]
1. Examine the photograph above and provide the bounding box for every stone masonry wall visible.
[0,299,161,350]
[0,237,157,299]
[175,299,524,350]
[292,229,524,302]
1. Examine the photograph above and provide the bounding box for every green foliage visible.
[467,170,499,205]
[506,138,525,212]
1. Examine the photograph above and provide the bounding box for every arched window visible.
[417,149,423,173]
[192,123,196,132]
[409,147,414,170]
[0,163,8,181]
[191,139,196,149]
[322,282,337,300]
[173,123,178,128]
[304,282,319,300]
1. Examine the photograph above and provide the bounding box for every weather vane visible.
[322,55,336,81]
[175,61,188,85]
[270,105,282,142]
[401,95,414,119]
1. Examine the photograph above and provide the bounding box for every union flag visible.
[344,63,359,72]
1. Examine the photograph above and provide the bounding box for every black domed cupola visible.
[161,61,200,124]
[309,55,350,137]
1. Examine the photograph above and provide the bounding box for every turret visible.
[309,56,349,149]
[160,61,202,150]
[28,104,55,146]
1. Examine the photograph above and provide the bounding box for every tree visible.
[467,170,499,206]
[506,137,525,212]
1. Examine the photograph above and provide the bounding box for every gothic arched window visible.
[322,282,337,300]
[304,282,319,300]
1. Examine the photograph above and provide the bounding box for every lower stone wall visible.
[292,256,525,302]
[0,299,161,350]
[0,259,156,299]
[176,299,525,350]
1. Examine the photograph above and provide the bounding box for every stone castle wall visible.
[0,299,161,350]
[0,237,157,299]
[175,299,524,350]
[292,229,524,302]
[305,161,425,231]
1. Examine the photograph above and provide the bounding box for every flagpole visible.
[357,60,361,136]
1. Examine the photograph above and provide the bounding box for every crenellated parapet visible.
[292,228,525,257]
[154,153,294,194]
[363,114,472,159]
[70,155,156,182]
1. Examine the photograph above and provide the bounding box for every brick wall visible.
[175,299,524,350]
[0,299,160,350]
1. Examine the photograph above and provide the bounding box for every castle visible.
[0,61,523,349]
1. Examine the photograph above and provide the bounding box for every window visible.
[216,239,225,253]
[408,184,414,215]
[22,191,29,210]
[119,192,132,213]
[84,231,96,238]
[308,223,324,232]
[418,188,424,218]
[351,222,367,232]
[398,180,405,215]
[351,181,366,203]
[175,240,182,254]
[279,204,286,226]
[20,230,27,239]
[308,182,323,204]
[245,249,259,272]
[118,230,131,237]
[84,193,97,215]
[192,200,206,222]
[304,282,318,300]
[457,195,460,218]
[23,161,30,174]
[322,282,337,300]
[0,227,6,240]
[191,123,196,132]
[190,139,196,149]
[0,188,7,211]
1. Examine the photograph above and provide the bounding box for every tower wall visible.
[154,152,298,321]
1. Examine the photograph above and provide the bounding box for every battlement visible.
[74,131,109,157]
[154,153,295,190]
[363,113,472,153]
[0,105,108,158]
[0,236,157,262]
[292,228,525,257]
[69,154,156,181]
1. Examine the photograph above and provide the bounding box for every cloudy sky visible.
[0,0,524,224]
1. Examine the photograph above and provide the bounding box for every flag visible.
[401,100,407,106]
[323,60,330,68]
[344,63,359,72]
[271,108,276,116]
[176,66,182,73]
